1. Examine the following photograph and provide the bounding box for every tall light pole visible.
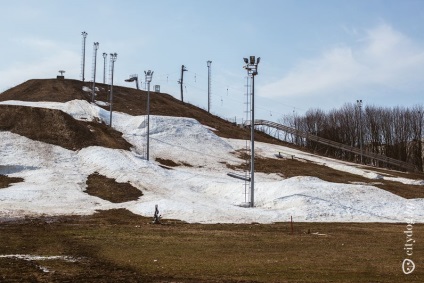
[81,31,88,82]
[91,42,99,103]
[243,56,260,208]
[102,53,107,84]
[109,53,117,127]
[418,110,423,171]
[207,60,212,113]
[179,65,187,102]
[145,70,154,161]
[357,99,363,164]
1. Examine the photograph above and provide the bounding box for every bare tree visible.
[277,103,423,171]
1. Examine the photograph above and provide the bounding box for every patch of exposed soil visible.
[155,158,193,168]
[0,105,131,151]
[0,175,24,189]
[85,173,143,203]
[155,158,179,167]
[0,79,87,103]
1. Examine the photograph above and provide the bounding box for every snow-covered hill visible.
[1,99,423,223]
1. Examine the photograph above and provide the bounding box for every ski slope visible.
[1,99,423,223]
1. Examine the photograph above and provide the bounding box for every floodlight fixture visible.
[145,70,154,83]
[249,56,255,65]
[243,58,249,64]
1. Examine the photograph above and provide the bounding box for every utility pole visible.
[102,53,107,84]
[81,31,88,82]
[243,56,260,208]
[145,70,154,161]
[179,65,187,102]
[418,110,423,171]
[207,61,212,113]
[109,53,117,127]
[357,99,363,164]
[91,42,99,103]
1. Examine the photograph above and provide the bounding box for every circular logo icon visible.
[402,259,415,274]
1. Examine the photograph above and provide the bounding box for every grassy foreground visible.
[0,209,422,282]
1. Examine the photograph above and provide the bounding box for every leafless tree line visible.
[279,103,423,171]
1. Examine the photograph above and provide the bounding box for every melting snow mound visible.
[0,100,423,223]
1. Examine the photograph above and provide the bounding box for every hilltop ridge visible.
[0,78,284,144]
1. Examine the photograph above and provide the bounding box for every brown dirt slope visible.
[0,78,285,144]
[0,79,87,102]
[85,172,143,203]
[0,104,131,151]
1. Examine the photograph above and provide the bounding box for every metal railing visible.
[245,119,417,172]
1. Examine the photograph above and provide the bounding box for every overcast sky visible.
[1,0,424,122]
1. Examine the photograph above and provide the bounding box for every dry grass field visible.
[0,209,422,282]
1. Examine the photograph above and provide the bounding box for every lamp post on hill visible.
[91,42,99,103]
[102,53,107,84]
[81,31,88,82]
[357,99,363,164]
[243,56,260,208]
[145,70,154,161]
[207,60,212,113]
[109,53,117,127]
[418,110,423,171]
